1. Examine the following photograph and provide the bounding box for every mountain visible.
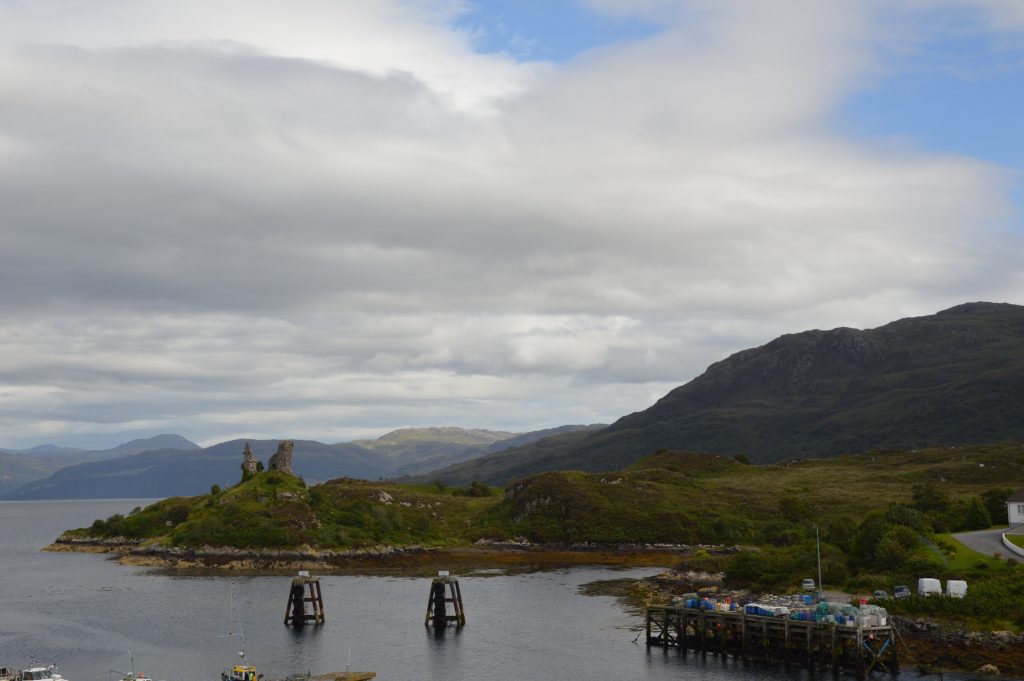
[355,427,517,450]
[16,444,87,458]
[0,450,60,496]
[4,425,604,499]
[3,439,385,500]
[425,302,1024,485]
[0,434,200,496]
[8,434,200,464]
[370,425,604,477]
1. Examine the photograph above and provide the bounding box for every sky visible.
[1,0,1023,450]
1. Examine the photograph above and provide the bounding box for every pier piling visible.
[424,571,465,628]
[284,571,325,625]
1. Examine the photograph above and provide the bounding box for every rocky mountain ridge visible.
[425,302,1024,484]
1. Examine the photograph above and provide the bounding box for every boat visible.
[18,666,69,681]
[109,651,155,681]
[220,588,261,681]
[221,667,259,681]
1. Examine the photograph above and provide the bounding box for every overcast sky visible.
[1,0,1023,449]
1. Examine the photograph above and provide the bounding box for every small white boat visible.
[19,666,68,681]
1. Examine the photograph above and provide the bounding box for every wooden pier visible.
[645,606,898,677]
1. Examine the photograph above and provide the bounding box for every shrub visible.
[779,495,811,523]
[961,497,992,531]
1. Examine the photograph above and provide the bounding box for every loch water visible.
[0,500,959,681]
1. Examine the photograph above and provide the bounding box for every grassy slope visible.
[69,443,1024,551]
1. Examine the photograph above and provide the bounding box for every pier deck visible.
[645,606,898,677]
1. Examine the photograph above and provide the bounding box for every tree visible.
[823,516,858,554]
[911,481,950,513]
[960,497,992,531]
[210,484,222,496]
[981,487,1013,525]
[873,526,919,570]
[885,503,926,532]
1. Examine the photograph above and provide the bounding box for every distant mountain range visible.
[9,301,1024,498]
[0,426,601,500]
[10,434,200,463]
[424,302,1024,485]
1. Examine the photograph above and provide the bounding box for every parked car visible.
[945,580,967,598]
[801,578,816,591]
[893,585,910,599]
[918,578,942,597]
[872,590,889,600]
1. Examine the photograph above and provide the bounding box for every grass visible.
[933,533,1007,572]
[68,444,1024,554]
[1005,534,1024,550]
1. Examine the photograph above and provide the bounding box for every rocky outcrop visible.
[241,442,258,476]
[269,440,294,475]
[894,616,1024,676]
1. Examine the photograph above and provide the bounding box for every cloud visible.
[0,0,1021,448]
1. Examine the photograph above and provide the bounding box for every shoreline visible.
[44,535,697,572]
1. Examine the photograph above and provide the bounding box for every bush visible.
[778,495,811,523]
[981,487,1013,525]
[911,482,950,513]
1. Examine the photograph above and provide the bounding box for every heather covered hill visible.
[64,443,1024,551]
[425,302,1024,484]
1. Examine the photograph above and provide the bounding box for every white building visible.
[1007,486,1024,527]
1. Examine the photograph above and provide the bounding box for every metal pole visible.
[816,526,823,602]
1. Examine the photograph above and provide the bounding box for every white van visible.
[917,577,941,596]
[945,579,967,598]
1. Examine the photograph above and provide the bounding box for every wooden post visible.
[741,613,748,663]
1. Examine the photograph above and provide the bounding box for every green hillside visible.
[425,302,1024,485]
[64,442,1024,629]
[69,442,1024,551]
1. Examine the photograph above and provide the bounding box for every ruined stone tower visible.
[268,439,295,475]
[241,442,258,476]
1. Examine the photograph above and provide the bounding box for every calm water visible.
[0,500,936,681]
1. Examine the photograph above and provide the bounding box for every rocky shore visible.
[896,617,1024,677]
[44,534,711,571]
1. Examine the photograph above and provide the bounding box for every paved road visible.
[953,527,1009,557]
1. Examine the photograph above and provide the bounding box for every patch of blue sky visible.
[454,0,660,62]
[839,13,1024,227]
